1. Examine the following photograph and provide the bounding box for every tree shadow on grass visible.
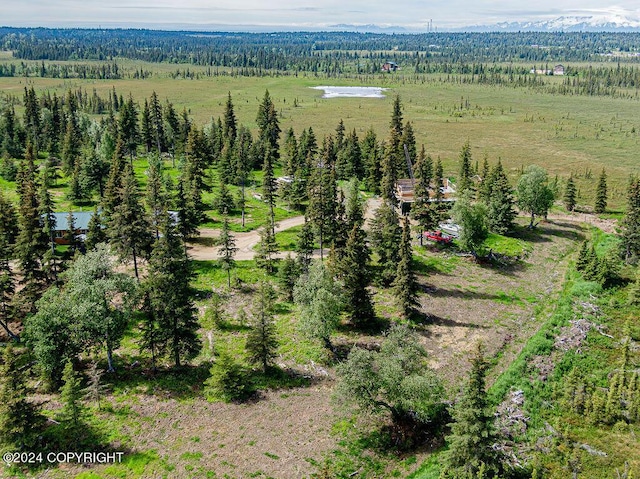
[415,312,487,331]
[105,363,212,400]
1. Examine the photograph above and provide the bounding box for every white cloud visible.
[3,0,639,29]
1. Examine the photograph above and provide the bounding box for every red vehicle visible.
[424,230,453,244]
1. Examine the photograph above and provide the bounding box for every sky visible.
[2,0,640,30]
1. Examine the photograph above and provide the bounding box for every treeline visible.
[2,28,640,68]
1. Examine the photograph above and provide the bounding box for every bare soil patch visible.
[416,218,581,390]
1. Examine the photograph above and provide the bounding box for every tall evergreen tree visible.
[262,146,278,234]
[140,98,153,153]
[102,137,127,219]
[149,91,166,153]
[256,90,280,165]
[255,223,279,274]
[621,176,640,262]
[411,147,438,242]
[442,344,501,478]
[595,168,608,214]
[246,281,279,372]
[0,345,42,450]
[563,174,577,212]
[85,207,106,251]
[393,217,419,319]
[223,91,237,145]
[58,360,85,441]
[457,140,473,193]
[0,194,18,340]
[38,174,59,284]
[146,154,168,239]
[370,200,402,285]
[296,217,315,274]
[118,94,139,159]
[23,86,41,154]
[234,124,254,182]
[485,160,517,234]
[109,162,152,280]
[307,141,338,260]
[15,145,48,313]
[335,223,375,327]
[146,215,201,367]
[218,216,237,288]
[362,128,382,195]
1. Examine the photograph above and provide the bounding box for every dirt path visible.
[188,215,308,261]
[188,198,383,261]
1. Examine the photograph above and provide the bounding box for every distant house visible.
[395,178,456,215]
[530,64,565,76]
[381,61,398,72]
[47,211,94,244]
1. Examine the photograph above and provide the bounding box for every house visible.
[395,178,456,215]
[553,64,565,75]
[47,211,94,244]
[381,61,398,72]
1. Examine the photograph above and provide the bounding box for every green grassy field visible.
[2,57,639,209]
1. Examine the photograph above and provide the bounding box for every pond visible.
[311,86,387,98]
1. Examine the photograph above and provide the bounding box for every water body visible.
[311,86,387,98]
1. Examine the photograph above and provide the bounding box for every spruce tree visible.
[335,223,375,327]
[594,168,608,214]
[442,344,501,478]
[296,217,315,274]
[218,216,237,288]
[102,137,127,220]
[0,209,18,340]
[235,125,253,227]
[58,360,85,441]
[256,90,280,165]
[485,161,517,234]
[564,175,577,212]
[246,281,279,373]
[38,175,59,284]
[262,146,278,234]
[223,91,237,145]
[411,147,438,242]
[457,140,473,193]
[370,200,402,285]
[15,145,48,313]
[145,154,168,239]
[255,223,279,275]
[393,217,419,319]
[118,94,139,159]
[146,215,201,368]
[0,345,42,450]
[85,207,106,251]
[622,176,640,262]
[213,178,235,216]
[277,254,300,303]
[575,240,591,272]
[109,162,152,280]
[362,128,382,195]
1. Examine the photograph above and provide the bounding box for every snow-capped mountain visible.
[465,14,640,32]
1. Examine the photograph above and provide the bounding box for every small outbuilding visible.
[381,61,398,72]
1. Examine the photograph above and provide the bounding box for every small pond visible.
[311,86,387,98]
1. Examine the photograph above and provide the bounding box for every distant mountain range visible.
[465,15,640,32]
[329,14,640,33]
